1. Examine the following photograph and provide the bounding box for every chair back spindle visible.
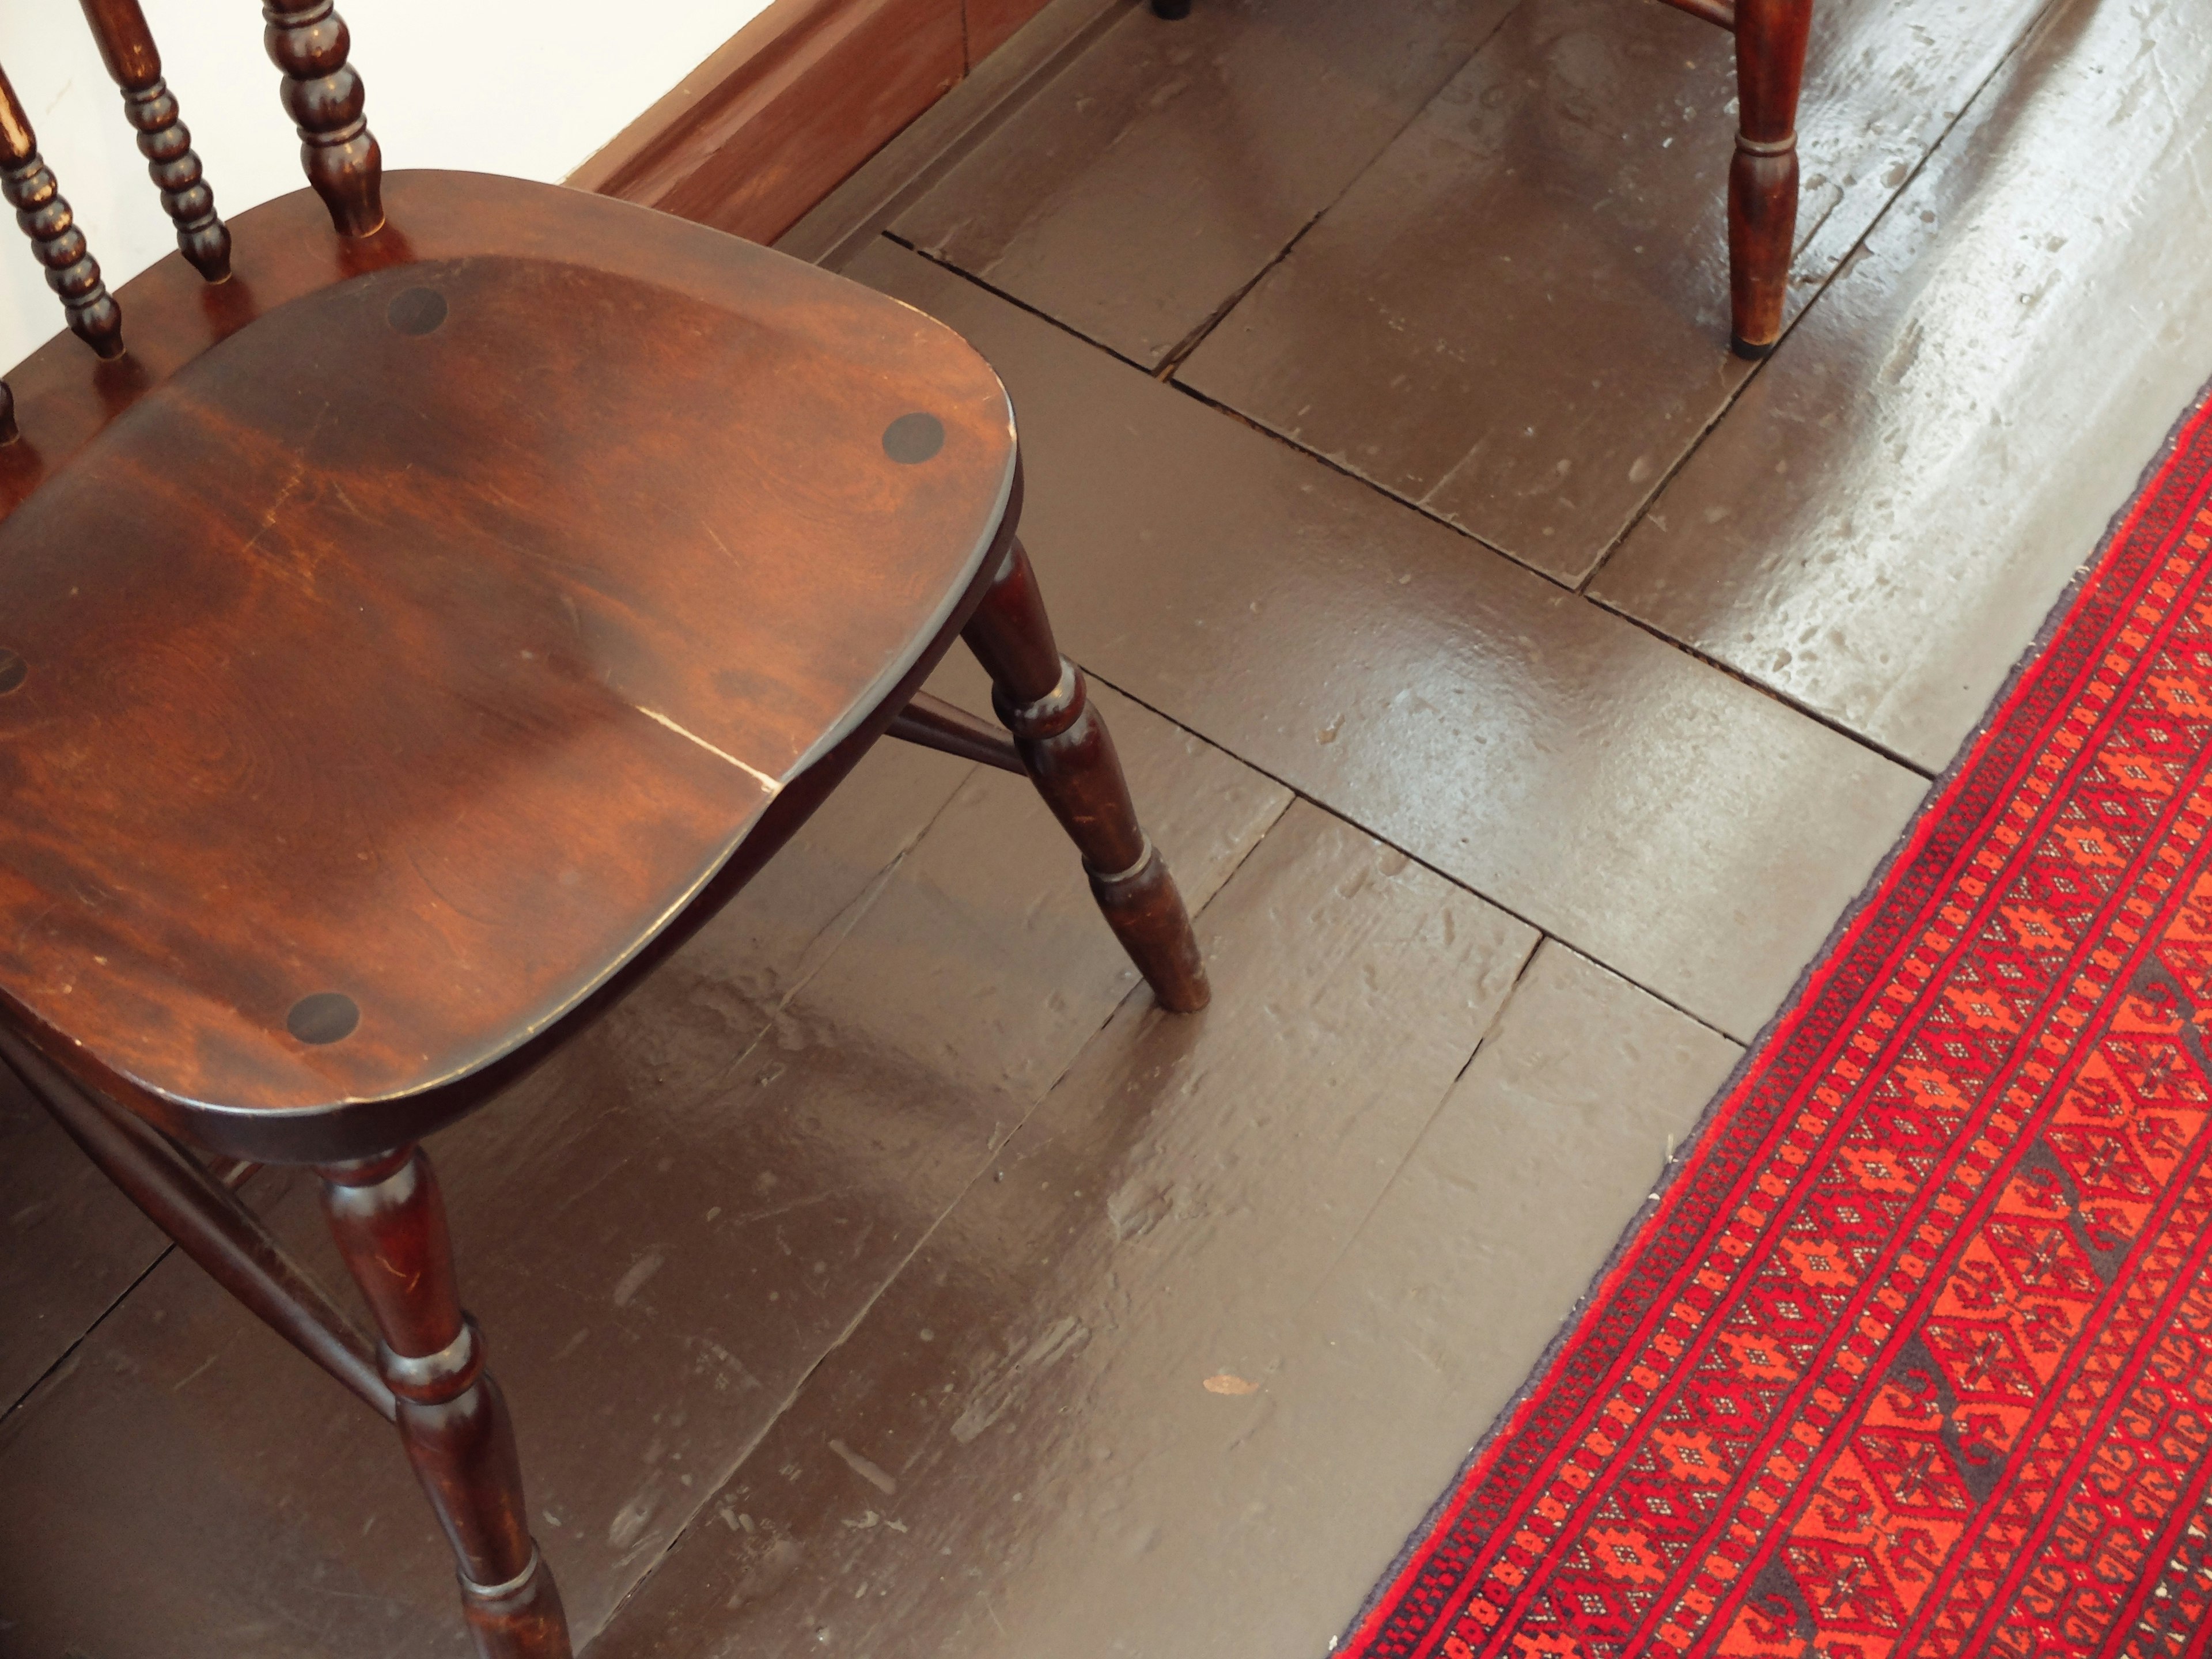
[0,63,123,360]
[78,0,231,283]
[263,1,384,238]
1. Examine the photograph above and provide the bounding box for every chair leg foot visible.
[963,539,1210,1013]
[463,1548,571,1657]
[1153,0,1192,17]
[320,1147,573,1659]
[1727,0,1813,357]
[1090,840,1209,1012]
[1726,135,1797,356]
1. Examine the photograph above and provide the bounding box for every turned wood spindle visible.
[78,0,230,282]
[263,0,384,238]
[320,1148,571,1657]
[963,540,1210,1013]
[0,62,123,359]
[1728,0,1814,357]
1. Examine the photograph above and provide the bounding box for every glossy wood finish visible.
[1145,0,1790,352]
[0,173,1017,1162]
[577,0,965,246]
[0,63,123,360]
[264,0,385,237]
[600,909,1740,1658]
[888,687,1026,772]
[321,1148,569,1657]
[965,541,1209,1012]
[11,0,2189,1650]
[0,1027,393,1421]
[1,89,1203,1659]
[1178,0,2048,584]
[892,0,1512,368]
[0,692,1285,1654]
[1728,0,1813,354]
[78,0,232,282]
[852,239,1923,1040]
[919,0,1796,361]
[1594,0,2212,770]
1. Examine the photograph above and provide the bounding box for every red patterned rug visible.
[1346,385,2212,1659]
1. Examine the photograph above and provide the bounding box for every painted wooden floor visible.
[3,0,2208,1652]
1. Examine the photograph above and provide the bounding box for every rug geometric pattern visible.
[1347,386,2212,1659]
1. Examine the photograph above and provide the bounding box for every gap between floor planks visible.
[855,0,2070,791]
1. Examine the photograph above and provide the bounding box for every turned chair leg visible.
[1728,0,1813,357]
[962,538,1210,1013]
[321,1147,571,1658]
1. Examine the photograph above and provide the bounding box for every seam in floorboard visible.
[1148,179,1340,380]
[5,776,976,1609]
[870,238,1942,782]
[870,0,1533,385]
[1166,363,1943,779]
[885,229,1165,377]
[663,770,984,1116]
[593,779,1300,1646]
[883,2,2062,782]
[0,1241,180,1427]
[1571,0,2074,596]
[1077,666,1747,1048]
[1289,926,1554,1327]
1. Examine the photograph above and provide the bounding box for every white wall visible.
[0,0,772,369]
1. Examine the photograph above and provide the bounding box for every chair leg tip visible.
[1158,979,1211,1014]
[1730,332,1778,361]
[1152,0,1192,17]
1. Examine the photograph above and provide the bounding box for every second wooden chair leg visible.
[320,1147,571,1658]
[1728,0,1814,357]
[963,539,1210,1013]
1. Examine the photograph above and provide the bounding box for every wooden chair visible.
[0,5,1210,1654]
[1150,0,1815,359]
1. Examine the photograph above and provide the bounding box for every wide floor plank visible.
[852,237,1925,1040]
[893,0,1513,368]
[1591,0,2212,770]
[593,870,1736,1656]
[1177,0,2051,583]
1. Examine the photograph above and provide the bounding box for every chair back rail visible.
[0,0,382,366]
[0,62,123,359]
[79,0,232,282]
[264,1,385,238]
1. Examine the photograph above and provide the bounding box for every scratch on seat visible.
[634,706,781,794]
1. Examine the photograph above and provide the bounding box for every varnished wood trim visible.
[570,0,965,245]
[888,689,1026,772]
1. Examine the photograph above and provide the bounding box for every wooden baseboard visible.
[569,0,1065,247]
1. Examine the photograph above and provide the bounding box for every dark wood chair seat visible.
[0,10,1206,1650]
[0,172,1018,1154]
